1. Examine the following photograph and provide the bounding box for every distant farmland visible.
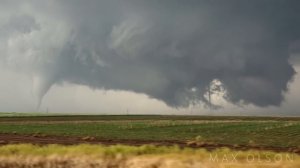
[0,115,299,151]
[0,115,300,167]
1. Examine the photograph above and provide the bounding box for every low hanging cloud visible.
[0,0,299,108]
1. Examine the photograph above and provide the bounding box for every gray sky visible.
[0,0,300,116]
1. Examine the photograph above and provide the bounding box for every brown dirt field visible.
[0,133,299,155]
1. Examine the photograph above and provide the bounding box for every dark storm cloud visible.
[0,0,299,108]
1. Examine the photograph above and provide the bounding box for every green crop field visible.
[0,115,300,167]
[0,115,300,149]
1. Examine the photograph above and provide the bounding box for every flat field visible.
[0,115,299,149]
[0,115,299,167]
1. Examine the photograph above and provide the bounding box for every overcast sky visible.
[0,0,300,116]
